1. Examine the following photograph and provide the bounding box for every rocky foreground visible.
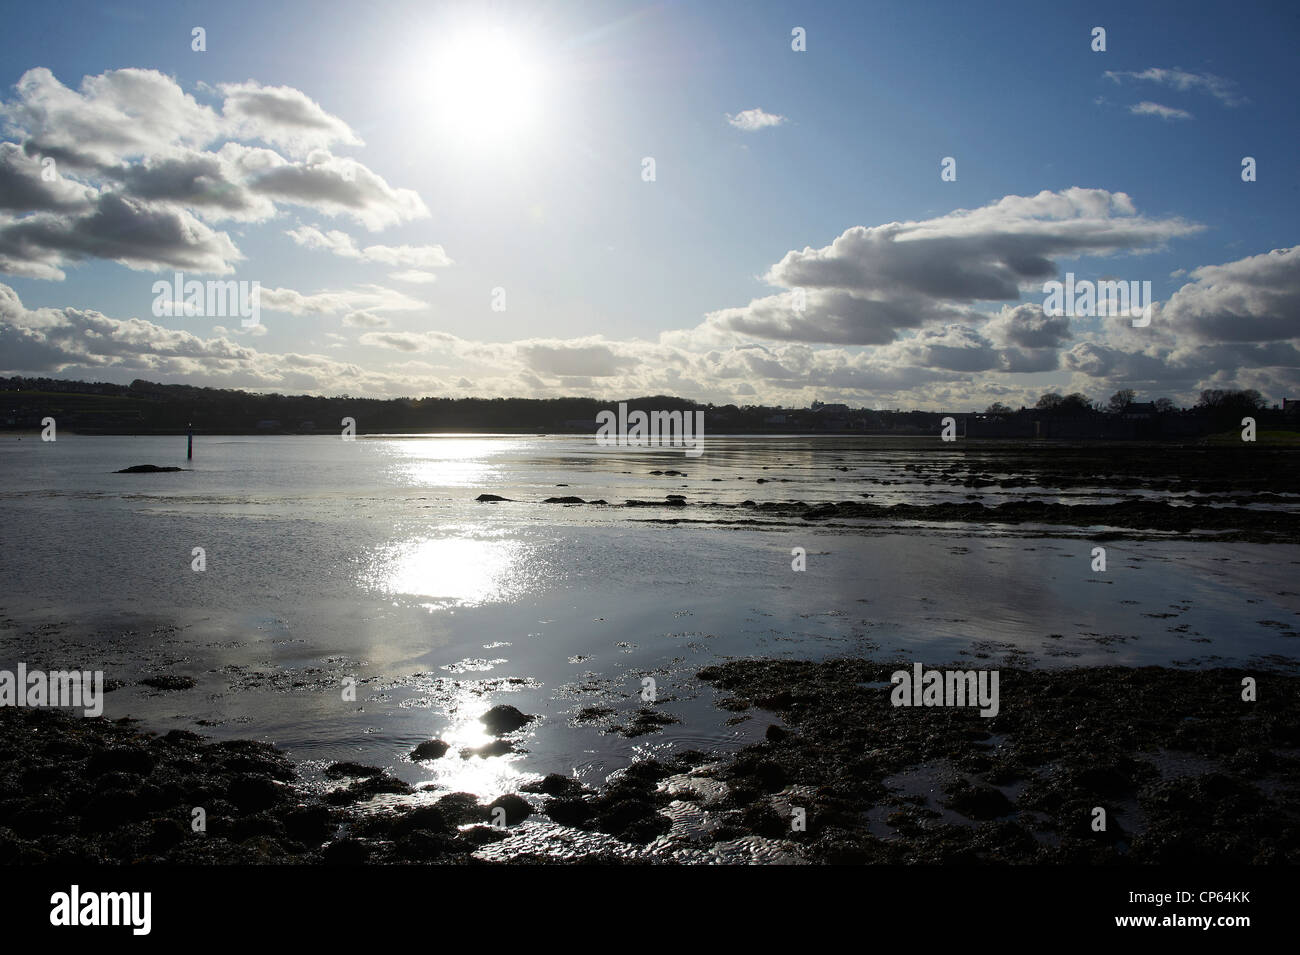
[1,659,1296,864]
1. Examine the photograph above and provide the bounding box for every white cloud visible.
[726,108,787,131]
[706,188,1202,345]
[1104,68,1246,107]
[0,68,433,278]
[1129,101,1194,121]
[260,284,426,316]
[388,270,439,284]
[217,80,364,157]
[285,226,451,268]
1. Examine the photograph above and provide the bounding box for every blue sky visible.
[0,0,1297,408]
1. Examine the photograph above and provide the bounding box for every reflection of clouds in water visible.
[363,536,539,609]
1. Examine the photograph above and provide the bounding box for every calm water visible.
[1,433,1296,797]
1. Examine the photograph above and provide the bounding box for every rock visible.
[145,818,188,852]
[115,465,185,473]
[161,730,202,746]
[321,838,369,864]
[410,740,450,761]
[461,739,515,759]
[323,762,385,779]
[614,708,681,738]
[545,796,595,827]
[283,805,335,843]
[764,724,789,742]
[480,704,533,735]
[93,771,144,793]
[487,794,532,825]
[1074,763,1135,796]
[436,792,492,825]
[475,493,511,502]
[543,496,585,504]
[944,782,1014,820]
[324,773,412,806]
[139,675,196,691]
[389,804,452,837]
[227,773,284,812]
[592,797,669,843]
[459,825,509,848]
[81,790,148,830]
[87,747,155,777]
[523,773,586,798]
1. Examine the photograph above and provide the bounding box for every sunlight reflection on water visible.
[363,535,536,610]
[376,437,517,488]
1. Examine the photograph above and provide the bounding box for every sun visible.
[429,25,548,148]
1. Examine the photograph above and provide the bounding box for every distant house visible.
[811,401,850,414]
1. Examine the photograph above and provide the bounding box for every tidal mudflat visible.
[0,436,1296,863]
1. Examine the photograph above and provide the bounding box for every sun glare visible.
[430,25,548,147]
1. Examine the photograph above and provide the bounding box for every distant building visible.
[811,401,850,414]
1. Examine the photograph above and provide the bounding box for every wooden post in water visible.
[187,423,193,460]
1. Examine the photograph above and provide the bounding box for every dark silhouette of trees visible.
[1036,392,1093,414]
[1106,389,1137,413]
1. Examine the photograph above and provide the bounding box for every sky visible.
[0,0,1297,410]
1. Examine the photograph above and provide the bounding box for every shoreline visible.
[3,657,1295,864]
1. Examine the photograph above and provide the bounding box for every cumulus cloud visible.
[115,150,275,221]
[240,148,427,230]
[0,193,242,279]
[705,188,1202,346]
[1162,247,1300,343]
[726,108,787,131]
[0,67,435,278]
[0,142,96,213]
[217,80,363,157]
[1054,248,1300,397]
[1,67,222,167]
